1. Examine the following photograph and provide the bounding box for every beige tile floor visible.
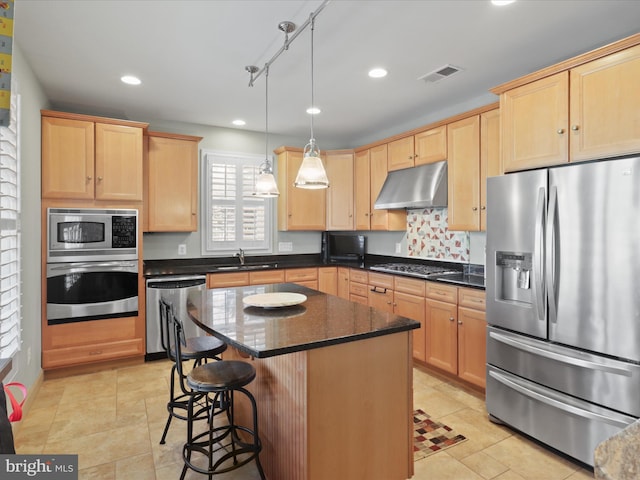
[13,360,595,479]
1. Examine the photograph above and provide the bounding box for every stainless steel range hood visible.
[374,160,447,209]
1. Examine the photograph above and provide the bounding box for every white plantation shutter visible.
[202,151,273,254]
[0,93,20,359]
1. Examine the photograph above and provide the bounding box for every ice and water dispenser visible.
[494,252,532,304]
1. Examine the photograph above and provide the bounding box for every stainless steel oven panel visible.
[488,326,640,417]
[487,365,636,467]
[47,208,138,262]
[46,261,138,324]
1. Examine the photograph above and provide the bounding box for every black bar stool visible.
[168,311,265,479]
[159,298,227,445]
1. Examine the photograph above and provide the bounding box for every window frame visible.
[200,149,275,256]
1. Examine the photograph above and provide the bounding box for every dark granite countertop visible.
[145,254,485,290]
[186,283,420,358]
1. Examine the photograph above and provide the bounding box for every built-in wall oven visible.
[46,208,139,325]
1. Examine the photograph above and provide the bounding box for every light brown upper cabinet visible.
[387,136,415,171]
[42,110,147,201]
[480,108,501,231]
[497,40,640,172]
[145,131,202,232]
[414,126,447,166]
[325,151,355,230]
[354,150,371,230]
[387,126,448,172]
[276,147,326,231]
[369,144,405,231]
[447,115,480,231]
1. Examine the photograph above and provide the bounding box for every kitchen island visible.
[187,283,420,480]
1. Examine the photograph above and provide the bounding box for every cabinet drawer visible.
[249,269,285,285]
[285,268,318,282]
[43,338,144,369]
[368,272,394,289]
[350,281,369,297]
[458,287,486,311]
[208,272,249,288]
[426,281,457,303]
[369,287,394,313]
[47,316,138,349]
[394,276,426,296]
[349,269,368,284]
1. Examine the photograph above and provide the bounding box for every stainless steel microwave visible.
[47,208,138,263]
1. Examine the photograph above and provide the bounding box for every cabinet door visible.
[325,152,354,230]
[480,108,501,231]
[277,150,326,230]
[249,269,285,285]
[448,115,480,231]
[370,144,405,231]
[425,298,458,374]
[354,150,371,230]
[147,135,199,231]
[457,306,487,388]
[95,123,143,201]
[570,44,640,162]
[337,267,350,300]
[318,267,338,295]
[41,116,95,199]
[501,71,569,172]
[395,291,426,361]
[387,136,414,171]
[369,287,394,313]
[414,126,447,165]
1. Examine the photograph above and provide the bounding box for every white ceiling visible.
[14,0,640,147]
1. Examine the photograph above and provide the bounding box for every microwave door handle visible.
[533,187,546,322]
[546,186,558,324]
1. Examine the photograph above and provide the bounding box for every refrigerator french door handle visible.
[488,369,632,429]
[489,330,632,377]
[546,186,558,324]
[533,187,546,322]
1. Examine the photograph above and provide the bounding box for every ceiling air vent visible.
[418,64,463,83]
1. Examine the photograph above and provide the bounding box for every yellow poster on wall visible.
[0,0,13,126]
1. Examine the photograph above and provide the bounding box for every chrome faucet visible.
[234,248,245,265]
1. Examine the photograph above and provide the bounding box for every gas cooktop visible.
[369,263,458,279]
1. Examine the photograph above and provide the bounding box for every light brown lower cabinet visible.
[318,266,338,295]
[337,267,350,300]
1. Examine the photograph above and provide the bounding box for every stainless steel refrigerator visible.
[486,155,640,467]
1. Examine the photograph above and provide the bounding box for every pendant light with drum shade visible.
[294,14,329,190]
[252,64,280,197]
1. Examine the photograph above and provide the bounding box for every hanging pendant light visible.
[254,65,280,197]
[294,14,329,190]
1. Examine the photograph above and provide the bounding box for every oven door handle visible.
[47,261,138,273]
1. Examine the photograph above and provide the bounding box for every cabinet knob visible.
[97,176,103,181]
[557,128,565,134]
[472,206,478,211]
[449,316,455,322]
[481,206,486,210]
[571,125,580,131]
[86,176,92,181]
[458,320,463,325]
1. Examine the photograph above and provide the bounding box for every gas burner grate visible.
[370,263,458,279]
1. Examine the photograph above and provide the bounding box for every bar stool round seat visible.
[181,360,265,480]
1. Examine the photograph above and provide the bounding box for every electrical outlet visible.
[395,242,402,254]
[178,244,187,255]
[279,242,293,252]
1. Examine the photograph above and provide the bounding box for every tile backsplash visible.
[407,208,470,262]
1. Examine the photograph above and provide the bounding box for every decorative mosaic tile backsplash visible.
[407,208,469,262]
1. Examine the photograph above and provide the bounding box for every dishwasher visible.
[145,274,207,361]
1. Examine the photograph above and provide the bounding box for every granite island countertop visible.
[186,282,420,358]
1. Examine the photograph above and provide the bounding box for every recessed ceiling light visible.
[368,68,388,78]
[121,75,141,85]
[491,0,516,5]
[232,119,246,126]
[306,107,321,115]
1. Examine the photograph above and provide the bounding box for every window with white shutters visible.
[202,150,273,254]
[0,93,20,359]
